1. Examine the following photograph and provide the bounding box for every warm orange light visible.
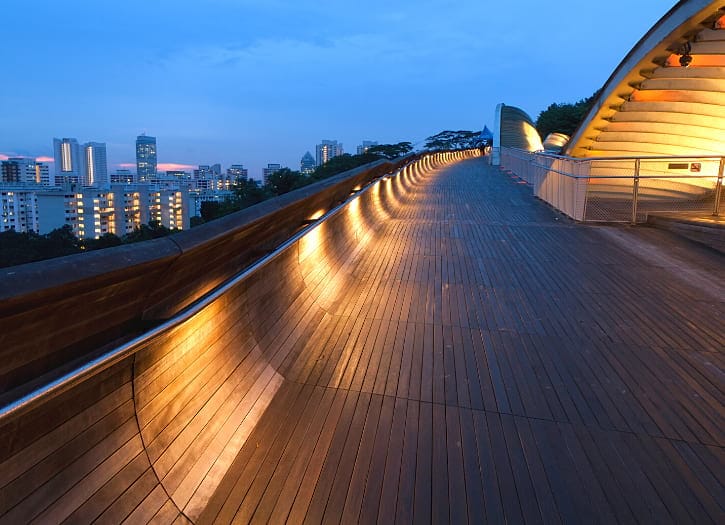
[664,54,725,67]
[307,208,326,221]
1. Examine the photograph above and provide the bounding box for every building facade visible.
[227,165,248,180]
[300,152,315,175]
[53,138,83,186]
[1,158,51,186]
[0,188,39,232]
[356,141,378,155]
[83,142,109,188]
[262,163,282,185]
[136,134,157,182]
[315,140,343,166]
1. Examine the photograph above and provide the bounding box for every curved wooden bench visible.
[0,152,473,524]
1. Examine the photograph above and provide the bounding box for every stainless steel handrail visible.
[0,157,427,422]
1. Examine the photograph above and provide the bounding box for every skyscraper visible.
[136,134,157,182]
[53,138,82,185]
[315,140,343,166]
[83,142,109,187]
[300,152,315,175]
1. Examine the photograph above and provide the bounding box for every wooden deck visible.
[1,155,722,524]
[198,158,724,523]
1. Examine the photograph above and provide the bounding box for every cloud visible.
[37,156,54,162]
[0,154,9,161]
[158,163,195,171]
[115,162,196,172]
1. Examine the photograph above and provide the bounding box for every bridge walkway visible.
[199,158,724,523]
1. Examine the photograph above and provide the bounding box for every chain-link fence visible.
[499,148,724,223]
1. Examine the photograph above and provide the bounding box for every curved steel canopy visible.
[566,0,725,158]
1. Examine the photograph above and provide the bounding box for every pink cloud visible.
[158,163,195,171]
[115,162,196,172]
[36,156,54,162]
[0,154,9,161]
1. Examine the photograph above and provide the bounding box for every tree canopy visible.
[0,221,174,268]
[367,142,413,159]
[535,91,600,138]
[424,130,482,151]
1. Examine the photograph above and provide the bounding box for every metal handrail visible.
[508,147,725,163]
[0,156,428,422]
[500,147,724,222]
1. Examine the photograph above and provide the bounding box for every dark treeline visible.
[0,221,175,268]
[535,91,601,139]
[197,143,413,223]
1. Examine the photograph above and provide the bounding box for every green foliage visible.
[311,153,381,180]
[367,142,413,159]
[233,178,269,208]
[535,91,600,138]
[264,168,308,196]
[122,220,175,243]
[424,130,482,151]
[190,215,205,228]
[83,233,123,250]
[200,200,240,222]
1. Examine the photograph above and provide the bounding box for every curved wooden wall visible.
[0,151,479,524]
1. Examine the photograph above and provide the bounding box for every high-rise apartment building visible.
[357,141,378,155]
[300,152,316,175]
[316,140,343,166]
[136,134,157,182]
[35,184,190,239]
[262,163,282,185]
[111,169,134,184]
[0,188,39,232]
[1,158,51,185]
[227,165,248,180]
[83,142,109,188]
[53,138,83,185]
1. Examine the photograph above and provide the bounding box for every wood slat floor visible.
[200,158,724,524]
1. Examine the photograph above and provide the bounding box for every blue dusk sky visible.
[1,0,670,178]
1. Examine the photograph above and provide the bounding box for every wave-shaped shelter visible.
[567,0,725,158]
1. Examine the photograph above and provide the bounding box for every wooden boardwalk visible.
[198,158,725,524]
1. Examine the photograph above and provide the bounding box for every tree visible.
[311,152,381,180]
[83,233,122,251]
[264,168,308,196]
[233,178,269,208]
[424,130,482,151]
[122,221,174,243]
[367,142,413,159]
[535,91,600,138]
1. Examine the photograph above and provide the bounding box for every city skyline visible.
[1,0,667,175]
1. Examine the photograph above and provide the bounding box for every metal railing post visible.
[713,157,724,216]
[632,158,640,224]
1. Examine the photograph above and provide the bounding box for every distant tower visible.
[227,165,249,180]
[136,134,157,182]
[315,140,343,166]
[53,138,82,185]
[300,152,316,175]
[262,163,282,185]
[357,141,378,155]
[83,142,109,187]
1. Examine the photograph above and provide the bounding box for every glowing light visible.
[86,146,95,186]
[307,208,326,221]
[61,142,72,172]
